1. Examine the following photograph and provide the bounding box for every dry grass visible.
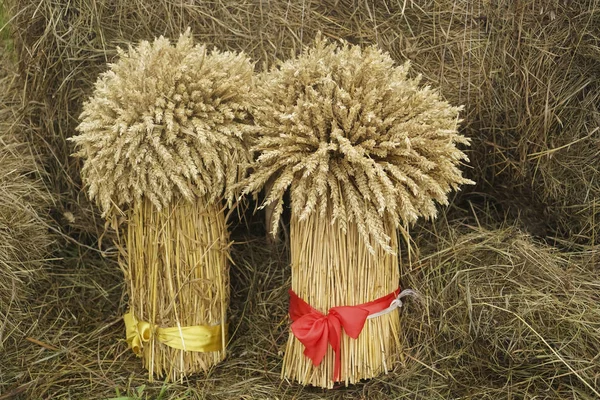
[283,209,400,388]
[2,212,599,399]
[0,32,54,350]
[2,0,600,399]
[400,217,600,399]
[381,1,600,245]
[0,128,53,350]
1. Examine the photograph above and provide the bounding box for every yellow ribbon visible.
[124,312,226,356]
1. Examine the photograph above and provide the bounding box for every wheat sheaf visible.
[243,36,473,253]
[71,29,256,216]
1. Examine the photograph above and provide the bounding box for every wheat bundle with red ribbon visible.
[243,35,472,388]
[70,30,255,382]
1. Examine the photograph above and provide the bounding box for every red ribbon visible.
[289,287,401,382]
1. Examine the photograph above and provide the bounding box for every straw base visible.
[282,209,401,388]
[120,198,230,382]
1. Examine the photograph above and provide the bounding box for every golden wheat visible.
[71,29,256,216]
[243,35,472,253]
[243,35,472,387]
[70,30,254,381]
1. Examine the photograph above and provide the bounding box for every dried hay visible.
[2,219,599,398]
[0,134,53,349]
[2,0,600,398]
[0,39,53,349]
[401,220,600,398]
[374,1,600,245]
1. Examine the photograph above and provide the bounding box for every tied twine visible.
[367,289,418,319]
[289,288,416,382]
[123,312,226,356]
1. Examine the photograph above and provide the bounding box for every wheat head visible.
[71,29,256,217]
[243,35,473,253]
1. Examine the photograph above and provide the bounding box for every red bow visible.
[289,288,401,382]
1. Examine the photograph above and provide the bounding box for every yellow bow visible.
[123,312,226,356]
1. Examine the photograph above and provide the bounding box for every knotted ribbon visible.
[123,312,226,356]
[289,287,409,381]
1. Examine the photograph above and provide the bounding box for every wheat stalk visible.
[244,35,472,387]
[282,207,401,387]
[71,30,253,381]
[118,197,230,382]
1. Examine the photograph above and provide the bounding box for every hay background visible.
[1,0,599,399]
[0,28,54,352]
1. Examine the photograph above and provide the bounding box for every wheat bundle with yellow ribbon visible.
[243,36,472,388]
[70,30,255,382]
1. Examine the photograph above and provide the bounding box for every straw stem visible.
[123,197,230,382]
[282,205,401,388]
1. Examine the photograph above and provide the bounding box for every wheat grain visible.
[71,30,252,381]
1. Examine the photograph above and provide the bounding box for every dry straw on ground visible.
[400,220,600,399]
[0,41,53,350]
[378,1,600,245]
[243,36,471,387]
[3,214,599,399]
[0,128,53,350]
[70,31,255,381]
